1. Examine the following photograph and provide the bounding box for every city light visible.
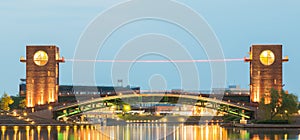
[48,106,53,111]
[5,20,295,140]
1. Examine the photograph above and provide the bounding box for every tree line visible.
[258,89,299,120]
[0,93,25,111]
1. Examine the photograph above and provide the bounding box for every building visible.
[225,85,249,95]
[20,45,64,107]
[245,44,288,103]
[19,83,140,102]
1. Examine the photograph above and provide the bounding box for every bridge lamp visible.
[12,110,17,116]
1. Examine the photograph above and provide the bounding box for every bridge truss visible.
[53,93,255,120]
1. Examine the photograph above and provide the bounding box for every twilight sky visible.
[0,0,299,98]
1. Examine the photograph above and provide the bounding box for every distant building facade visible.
[19,83,140,98]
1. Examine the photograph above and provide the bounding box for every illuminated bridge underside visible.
[53,94,255,120]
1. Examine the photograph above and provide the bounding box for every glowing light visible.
[65,58,244,63]
[74,125,77,130]
[57,126,61,132]
[1,126,6,134]
[12,110,17,116]
[47,126,51,132]
[48,106,53,111]
[255,81,261,103]
[37,125,41,140]
[25,126,30,140]
[47,126,51,140]
[284,133,288,140]
[260,50,275,66]
[25,126,30,131]
[13,126,19,133]
[37,126,41,132]
[33,50,48,66]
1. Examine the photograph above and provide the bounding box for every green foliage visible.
[258,89,298,120]
[19,99,26,109]
[0,93,14,111]
[122,104,131,112]
[280,92,298,115]
[9,96,25,109]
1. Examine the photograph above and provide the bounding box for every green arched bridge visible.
[53,93,255,120]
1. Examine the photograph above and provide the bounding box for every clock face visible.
[33,50,48,66]
[260,50,275,66]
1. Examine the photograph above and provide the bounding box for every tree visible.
[0,93,14,111]
[280,92,298,116]
[19,99,26,109]
[258,89,298,120]
[122,104,131,113]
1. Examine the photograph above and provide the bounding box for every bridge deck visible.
[55,93,255,112]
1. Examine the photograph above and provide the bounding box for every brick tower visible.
[245,44,288,103]
[20,45,64,107]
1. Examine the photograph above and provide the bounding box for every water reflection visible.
[0,124,299,140]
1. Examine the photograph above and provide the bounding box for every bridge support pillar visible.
[80,115,86,123]
[239,110,247,124]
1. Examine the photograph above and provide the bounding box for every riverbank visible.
[234,123,300,128]
[0,111,67,126]
[233,115,300,128]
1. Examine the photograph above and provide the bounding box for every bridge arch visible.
[53,94,255,120]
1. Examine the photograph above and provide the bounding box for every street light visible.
[284,110,288,119]
[48,106,53,111]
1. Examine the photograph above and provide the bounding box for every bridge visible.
[53,93,255,121]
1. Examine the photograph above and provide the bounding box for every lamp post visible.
[284,110,288,120]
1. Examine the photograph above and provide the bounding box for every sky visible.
[0,0,299,98]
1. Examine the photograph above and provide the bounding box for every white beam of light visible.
[65,58,244,63]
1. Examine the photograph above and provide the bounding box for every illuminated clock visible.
[260,50,275,66]
[33,50,48,66]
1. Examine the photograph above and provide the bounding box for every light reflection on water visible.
[0,124,299,140]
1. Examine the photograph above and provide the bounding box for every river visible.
[1,124,299,140]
